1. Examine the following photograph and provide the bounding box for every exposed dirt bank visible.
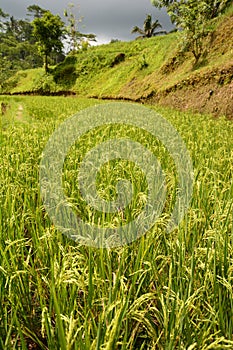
[151,82,233,119]
[145,64,233,119]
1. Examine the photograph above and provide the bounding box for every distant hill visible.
[2,6,233,118]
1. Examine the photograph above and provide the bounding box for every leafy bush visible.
[53,64,77,84]
[138,54,149,70]
[32,72,57,92]
[62,54,77,65]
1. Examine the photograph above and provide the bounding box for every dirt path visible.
[16,104,27,123]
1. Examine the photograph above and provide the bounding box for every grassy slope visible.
[3,6,233,102]
[5,34,177,97]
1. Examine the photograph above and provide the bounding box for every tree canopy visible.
[131,14,164,38]
[27,4,47,19]
[32,11,65,72]
[151,0,232,63]
[0,7,44,89]
[64,3,96,53]
[151,0,232,21]
[0,3,97,85]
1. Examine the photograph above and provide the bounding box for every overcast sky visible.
[0,0,173,44]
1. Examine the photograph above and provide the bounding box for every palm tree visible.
[131,14,165,38]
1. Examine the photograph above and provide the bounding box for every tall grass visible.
[0,96,232,349]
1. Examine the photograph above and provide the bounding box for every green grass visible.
[0,95,233,349]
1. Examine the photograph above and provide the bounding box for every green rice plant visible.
[0,96,232,349]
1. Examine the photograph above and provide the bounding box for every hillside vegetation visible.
[3,6,233,117]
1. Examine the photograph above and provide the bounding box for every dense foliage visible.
[152,0,232,18]
[0,6,65,86]
[151,0,232,61]
[32,11,65,73]
[0,4,96,83]
[0,8,41,89]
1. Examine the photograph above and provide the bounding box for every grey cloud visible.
[0,0,173,43]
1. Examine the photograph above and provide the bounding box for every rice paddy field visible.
[0,95,233,349]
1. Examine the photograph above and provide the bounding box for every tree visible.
[151,0,232,21]
[27,5,47,19]
[0,8,8,31]
[64,3,96,53]
[32,11,65,72]
[5,17,34,43]
[151,0,232,63]
[17,19,34,43]
[171,1,211,62]
[151,0,174,7]
[131,14,164,38]
[0,7,47,90]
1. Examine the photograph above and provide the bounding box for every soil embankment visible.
[145,65,233,119]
